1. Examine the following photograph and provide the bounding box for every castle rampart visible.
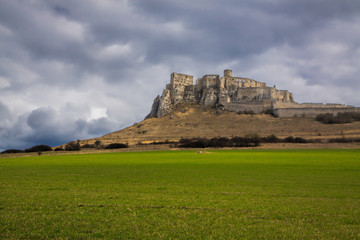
[170,72,193,88]
[146,69,359,118]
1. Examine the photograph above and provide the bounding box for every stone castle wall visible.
[222,101,271,114]
[170,73,193,105]
[273,107,360,118]
[146,70,359,119]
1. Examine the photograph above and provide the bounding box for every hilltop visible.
[74,70,360,148]
[147,69,359,119]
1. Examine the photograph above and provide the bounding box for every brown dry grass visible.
[79,103,360,146]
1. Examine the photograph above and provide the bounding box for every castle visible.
[147,70,359,118]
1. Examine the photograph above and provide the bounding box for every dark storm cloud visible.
[135,0,360,60]
[0,0,359,150]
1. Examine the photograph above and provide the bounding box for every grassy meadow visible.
[1,149,360,239]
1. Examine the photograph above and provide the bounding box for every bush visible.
[231,136,260,147]
[105,143,129,149]
[81,144,96,149]
[283,136,308,143]
[293,137,308,143]
[261,135,281,143]
[1,149,23,154]
[65,141,81,151]
[328,138,360,143]
[283,136,295,143]
[25,145,52,152]
[94,140,102,148]
[54,147,64,151]
[179,138,209,148]
[316,112,360,124]
[208,137,231,148]
[179,135,261,148]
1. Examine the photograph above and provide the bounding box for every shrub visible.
[244,134,261,146]
[208,137,230,148]
[328,138,360,143]
[179,138,208,148]
[25,145,52,152]
[316,112,360,124]
[231,135,260,147]
[179,135,261,148]
[81,144,95,149]
[148,140,177,145]
[293,137,308,143]
[65,141,81,151]
[105,143,129,149]
[283,136,308,143]
[231,137,251,147]
[1,149,23,154]
[54,147,64,151]
[94,140,102,148]
[261,135,281,143]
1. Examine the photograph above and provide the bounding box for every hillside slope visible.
[80,104,360,146]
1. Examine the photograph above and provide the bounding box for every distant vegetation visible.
[81,141,128,149]
[2,133,360,154]
[328,137,360,143]
[179,135,261,148]
[65,141,81,151]
[104,143,129,149]
[24,144,52,152]
[177,135,313,148]
[1,149,24,154]
[316,112,360,124]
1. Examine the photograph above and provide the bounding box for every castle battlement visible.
[147,70,359,118]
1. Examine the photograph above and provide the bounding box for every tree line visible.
[1,140,128,154]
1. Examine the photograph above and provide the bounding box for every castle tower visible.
[224,69,233,77]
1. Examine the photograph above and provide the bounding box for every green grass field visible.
[1,149,360,239]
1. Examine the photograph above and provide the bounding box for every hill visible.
[79,103,360,146]
[73,70,360,148]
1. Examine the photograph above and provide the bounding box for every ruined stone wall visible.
[273,107,360,118]
[235,87,271,102]
[271,90,290,102]
[233,87,291,103]
[170,72,193,88]
[170,72,193,105]
[222,101,271,114]
[183,85,196,102]
[273,102,352,109]
[196,75,220,89]
[224,77,266,89]
[224,69,232,77]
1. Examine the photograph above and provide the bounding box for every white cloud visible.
[97,44,132,60]
[54,17,86,43]
[89,107,108,120]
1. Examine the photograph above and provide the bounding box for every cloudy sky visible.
[0,0,360,151]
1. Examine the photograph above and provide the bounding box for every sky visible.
[0,0,360,151]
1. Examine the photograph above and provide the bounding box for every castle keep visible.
[147,70,359,118]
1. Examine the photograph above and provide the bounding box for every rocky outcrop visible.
[157,89,173,117]
[147,69,359,118]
